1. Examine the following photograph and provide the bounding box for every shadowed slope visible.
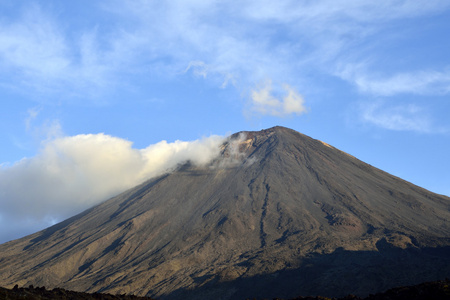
[0,126,449,299]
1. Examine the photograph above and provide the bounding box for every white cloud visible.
[0,133,225,242]
[250,80,307,117]
[239,0,449,22]
[185,61,209,78]
[0,4,121,100]
[360,101,434,132]
[1,0,450,128]
[25,107,41,131]
[339,64,450,96]
[0,4,69,79]
[24,107,64,144]
[2,1,450,104]
[106,0,450,113]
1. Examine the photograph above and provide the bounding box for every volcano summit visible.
[0,126,449,299]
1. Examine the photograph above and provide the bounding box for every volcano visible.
[0,126,449,300]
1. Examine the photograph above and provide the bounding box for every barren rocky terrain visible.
[0,126,449,300]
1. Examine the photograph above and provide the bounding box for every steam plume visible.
[0,133,225,242]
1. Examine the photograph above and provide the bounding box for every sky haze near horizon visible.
[1,0,450,243]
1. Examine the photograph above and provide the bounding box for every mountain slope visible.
[0,126,449,299]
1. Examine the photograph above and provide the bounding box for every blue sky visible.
[1,1,449,243]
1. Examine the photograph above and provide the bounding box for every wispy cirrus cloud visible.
[359,101,445,133]
[82,0,450,116]
[1,1,450,117]
[0,4,119,100]
[338,64,450,97]
[0,4,69,80]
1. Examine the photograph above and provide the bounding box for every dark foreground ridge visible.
[0,284,156,300]
[281,279,450,300]
[1,279,449,300]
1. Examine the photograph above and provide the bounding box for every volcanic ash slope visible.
[0,126,449,300]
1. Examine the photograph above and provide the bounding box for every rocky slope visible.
[0,126,449,300]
